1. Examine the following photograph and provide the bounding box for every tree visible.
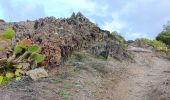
[156,21,170,45]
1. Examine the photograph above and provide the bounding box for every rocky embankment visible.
[0,12,129,69]
[0,13,170,100]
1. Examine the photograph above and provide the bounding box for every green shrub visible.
[111,31,126,49]
[139,38,151,44]
[156,31,170,46]
[98,51,109,59]
[140,38,170,59]
[156,21,170,46]
[111,31,125,42]
[139,38,168,51]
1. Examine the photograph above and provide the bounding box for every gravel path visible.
[110,47,170,100]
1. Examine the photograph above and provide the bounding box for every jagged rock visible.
[18,63,30,70]
[70,12,76,19]
[0,40,12,58]
[112,43,127,60]
[26,68,48,80]
[0,12,130,68]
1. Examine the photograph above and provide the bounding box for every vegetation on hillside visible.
[137,22,170,59]
[156,21,170,46]
[111,31,125,43]
[0,29,45,85]
[111,31,126,49]
[139,38,168,51]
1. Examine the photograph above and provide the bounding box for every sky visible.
[0,0,170,40]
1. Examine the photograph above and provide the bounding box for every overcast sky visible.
[0,0,170,40]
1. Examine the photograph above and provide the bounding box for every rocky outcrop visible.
[0,19,5,23]
[0,12,130,68]
[128,39,154,50]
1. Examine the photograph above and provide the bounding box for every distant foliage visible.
[156,31,170,46]
[0,29,45,85]
[156,21,170,46]
[139,38,167,51]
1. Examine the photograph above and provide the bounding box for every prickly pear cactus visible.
[0,29,45,85]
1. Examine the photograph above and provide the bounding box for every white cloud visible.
[125,32,149,40]
[102,19,125,33]
[0,0,109,20]
[1,0,170,40]
[101,1,135,34]
[102,12,126,33]
[31,0,109,17]
[101,0,170,40]
[0,6,3,18]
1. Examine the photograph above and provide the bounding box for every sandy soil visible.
[0,47,170,100]
[102,49,170,100]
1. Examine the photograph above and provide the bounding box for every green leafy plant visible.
[0,29,45,85]
[3,29,15,39]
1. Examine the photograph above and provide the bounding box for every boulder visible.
[26,68,48,80]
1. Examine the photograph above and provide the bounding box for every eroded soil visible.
[0,47,170,100]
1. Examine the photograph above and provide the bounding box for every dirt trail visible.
[0,47,170,100]
[104,47,170,100]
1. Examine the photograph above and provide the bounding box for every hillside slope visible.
[0,12,129,69]
[0,46,170,100]
[1,13,170,100]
